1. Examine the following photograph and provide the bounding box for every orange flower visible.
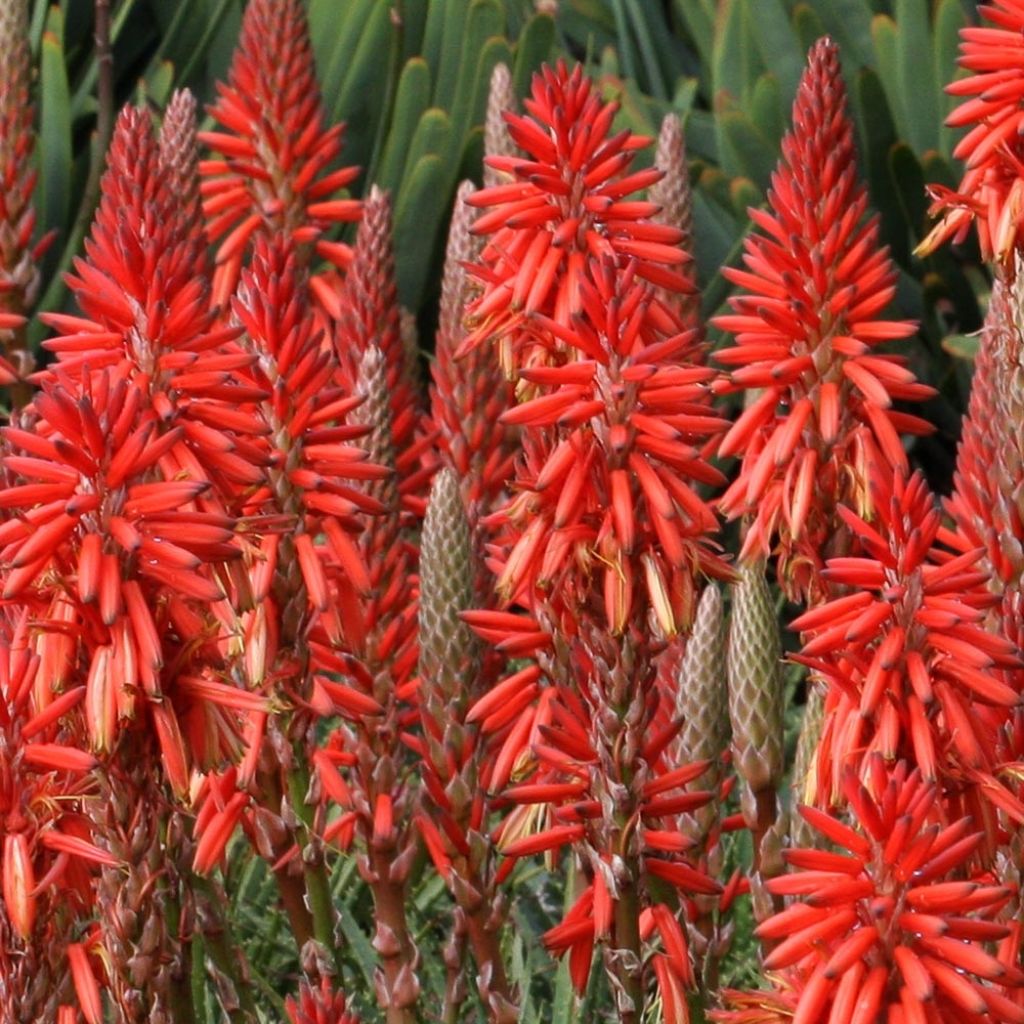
[200,0,360,306]
[713,37,932,596]
[918,0,1024,269]
[725,760,1024,1024]
[793,469,1020,816]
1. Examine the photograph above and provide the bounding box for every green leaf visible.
[895,0,939,154]
[941,333,980,361]
[934,0,967,160]
[377,58,433,196]
[870,15,908,144]
[672,0,715,68]
[331,1,394,173]
[802,0,875,67]
[685,109,719,163]
[692,184,740,291]
[310,0,369,106]
[512,13,556,97]
[853,67,906,263]
[716,110,776,191]
[448,0,506,140]
[747,0,803,106]
[139,59,175,108]
[888,142,928,247]
[39,8,71,250]
[711,0,763,109]
[748,72,785,153]
[398,109,455,197]
[431,0,473,110]
[791,3,827,55]
[394,154,450,309]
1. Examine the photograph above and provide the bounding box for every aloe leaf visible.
[431,0,472,110]
[38,7,71,254]
[310,0,367,106]
[377,58,433,196]
[512,12,556,97]
[870,15,908,144]
[717,109,776,191]
[895,0,939,154]
[853,66,906,264]
[791,3,827,54]
[934,0,967,160]
[394,154,450,309]
[888,142,928,247]
[711,0,763,109]
[747,0,803,105]
[802,0,874,68]
[448,0,506,140]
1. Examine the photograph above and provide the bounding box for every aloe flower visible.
[714,760,1024,1024]
[0,610,112,1022]
[200,0,360,306]
[793,469,1021,839]
[286,979,360,1024]
[713,37,932,599]
[0,0,53,390]
[463,61,727,1019]
[918,0,1024,270]
[3,107,269,781]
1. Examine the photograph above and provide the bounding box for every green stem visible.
[191,875,259,1023]
[285,750,339,958]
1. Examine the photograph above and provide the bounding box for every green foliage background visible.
[21,0,987,1017]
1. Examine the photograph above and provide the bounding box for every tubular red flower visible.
[286,978,361,1024]
[0,0,54,388]
[712,37,932,597]
[794,469,1021,813]
[918,1,1024,268]
[719,760,1024,1024]
[200,0,360,306]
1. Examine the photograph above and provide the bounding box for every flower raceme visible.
[716,761,1024,1024]
[0,0,54,388]
[793,470,1021,809]
[713,37,932,595]
[200,0,360,307]
[918,0,1024,270]
[463,61,730,634]
[462,60,694,362]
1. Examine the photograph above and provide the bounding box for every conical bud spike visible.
[483,63,517,188]
[727,560,784,796]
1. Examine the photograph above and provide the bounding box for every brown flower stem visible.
[368,844,420,1024]
[463,903,511,1014]
[5,289,30,409]
[611,871,643,1024]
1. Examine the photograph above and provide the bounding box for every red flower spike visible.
[200,0,360,305]
[0,0,53,387]
[286,978,361,1024]
[462,62,725,1016]
[462,59,693,361]
[718,761,1024,1024]
[712,37,932,599]
[798,469,1022,813]
[918,1,1024,269]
